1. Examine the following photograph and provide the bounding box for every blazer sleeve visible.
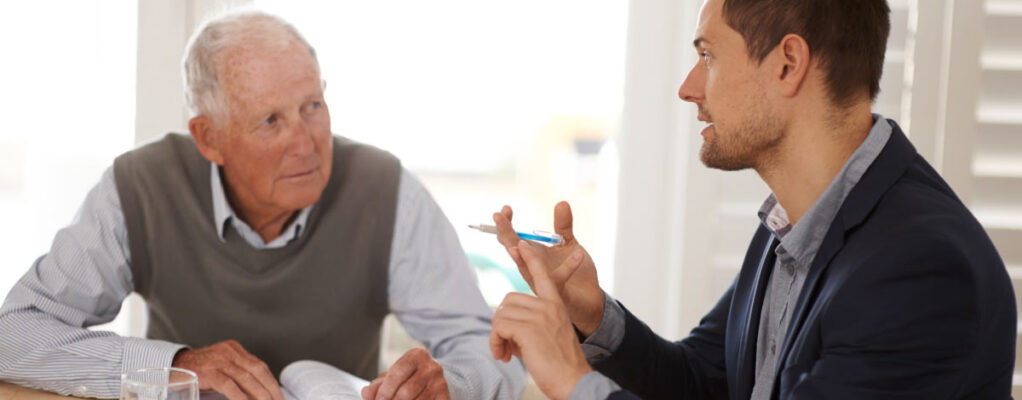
[593,283,733,400]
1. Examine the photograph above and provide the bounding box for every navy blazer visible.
[597,122,1016,399]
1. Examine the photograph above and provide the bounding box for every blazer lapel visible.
[728,227,779,399]
[771,121,920,385]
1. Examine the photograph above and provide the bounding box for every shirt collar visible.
[209,163,312,249]
[757,114,893,264]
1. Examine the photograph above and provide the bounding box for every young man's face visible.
[679,0,784,171]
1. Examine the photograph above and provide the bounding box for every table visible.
[0,381,89,400]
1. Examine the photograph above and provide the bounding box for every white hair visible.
[182,9,319,125]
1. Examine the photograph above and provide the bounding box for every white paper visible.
[280,360,369,400]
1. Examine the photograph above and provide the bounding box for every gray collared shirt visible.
[750,115,891,399]
[209,164,312,249]
[571,115,892,399]
[0,163,526,399]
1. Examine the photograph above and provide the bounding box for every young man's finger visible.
[492,212,522,249]
[489,329,510,361]
[553,201,576,242]
[550,250,586,284]
[517,241,562,302]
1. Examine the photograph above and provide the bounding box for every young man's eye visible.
[702,52,711,66]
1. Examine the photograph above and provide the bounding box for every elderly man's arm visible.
[0,167,185,399]
[365,170,526,400]
[0,167,284,400]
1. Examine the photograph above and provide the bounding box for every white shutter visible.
[903,0,1022,394]
[972,0,1022,395]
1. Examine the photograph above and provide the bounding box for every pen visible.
[468,224,564,245]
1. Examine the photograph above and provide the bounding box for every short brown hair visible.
[721,0,890,107]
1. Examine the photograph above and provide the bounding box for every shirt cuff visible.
[568,371,620,400]
[579,291,625,364]
[121,338,188,373]
[102,338,186,397]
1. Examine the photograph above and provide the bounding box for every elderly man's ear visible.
[189,116,226,165]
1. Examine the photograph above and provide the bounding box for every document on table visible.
[198,360,368,400]
[281,360,369,400]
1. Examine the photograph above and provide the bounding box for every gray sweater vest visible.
[113,133,400,379]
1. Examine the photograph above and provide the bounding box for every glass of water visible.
[120,367,198,400]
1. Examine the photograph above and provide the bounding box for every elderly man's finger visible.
[221,363,273,400]
[422,378,451,400]
[553,201,576,242]
[361,377,384,400]
[375,354,419,400]
[210,371,249,400]
[392,372,428,400]
[516,241,562,302]
[225,341,283,400]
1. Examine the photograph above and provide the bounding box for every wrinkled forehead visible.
[217,42,321,107]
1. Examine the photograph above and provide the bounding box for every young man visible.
[487,0,1016,399]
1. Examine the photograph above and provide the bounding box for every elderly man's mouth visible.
[281,168,318,180]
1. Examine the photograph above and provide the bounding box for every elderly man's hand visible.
[172,339,284,400]
[492,201,604,336]
[490,240,592,400]
[360,348,449,400]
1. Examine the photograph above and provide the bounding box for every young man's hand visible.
[492,201,605,336]
[490,240,593,400]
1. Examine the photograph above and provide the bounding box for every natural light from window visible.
[255,0,628,303]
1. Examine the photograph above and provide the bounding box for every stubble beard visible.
[699,94,783,171]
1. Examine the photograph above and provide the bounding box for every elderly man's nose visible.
[288,120,315,152]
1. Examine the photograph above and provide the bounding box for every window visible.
[254,0,628,304]
[0,1,137,333]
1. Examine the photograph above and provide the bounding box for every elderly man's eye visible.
[264,114,277,126]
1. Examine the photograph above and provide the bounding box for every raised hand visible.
[172,339,284,400]
[492,201,604,335]
[490,240,593,400]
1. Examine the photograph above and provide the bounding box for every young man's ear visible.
[772,33,812,98]
[189,116,225,165]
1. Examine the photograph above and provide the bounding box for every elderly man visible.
[487,0,1015,399]
[0,11,523,400]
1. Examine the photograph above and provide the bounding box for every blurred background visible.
[0,0,1019,397]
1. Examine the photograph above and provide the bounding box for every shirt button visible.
[785,264,795,275]
[770,344,777,354]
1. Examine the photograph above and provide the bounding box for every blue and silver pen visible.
[468,224,564,246]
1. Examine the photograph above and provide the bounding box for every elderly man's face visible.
[214,42,332,215]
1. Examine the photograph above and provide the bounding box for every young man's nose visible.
[678,63,705,103]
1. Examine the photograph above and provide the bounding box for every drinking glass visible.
[120,367,199,400]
